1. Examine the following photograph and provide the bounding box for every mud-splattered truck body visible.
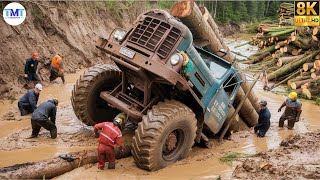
[72,9,241,171]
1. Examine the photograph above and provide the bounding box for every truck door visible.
[204,73,239,134]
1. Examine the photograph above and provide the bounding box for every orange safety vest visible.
[51,55,63,75]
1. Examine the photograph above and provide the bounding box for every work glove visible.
[94,132,99,138]
[24,74,28,78]
[278,108,282,112]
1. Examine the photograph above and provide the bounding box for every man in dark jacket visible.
[30,99,58,139]
[18,83,42,116]
[25,53,39,82]
[254,100,271,137]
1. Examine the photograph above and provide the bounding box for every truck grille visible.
[128,16,181,59]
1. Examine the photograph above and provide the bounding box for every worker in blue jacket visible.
[18,83,42,116]
[24,53,40,82]
[30,99,58,139]
[254,100,271,137]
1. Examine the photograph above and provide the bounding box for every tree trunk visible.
[268,50,320,80]
[302,87,320,99]
[287,76,311,86]
[277,54,305,67]
[291,78,318,89]
[170,0,260,116]
[303,63,315,72]
[0,131,134,179]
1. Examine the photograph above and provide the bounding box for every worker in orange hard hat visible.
[49,54,65,83]
[24,53,40,82]
[278,92,302,129]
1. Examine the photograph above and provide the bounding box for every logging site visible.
[1,1,320,179]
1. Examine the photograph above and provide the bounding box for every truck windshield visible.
[197,50,229,79]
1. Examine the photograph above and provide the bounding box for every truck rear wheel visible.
[71,64,121,125]
[131,100,197,171]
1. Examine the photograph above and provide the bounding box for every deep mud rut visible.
[1,41,320,179]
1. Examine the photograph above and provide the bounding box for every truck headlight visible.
[170,53,182,66]
[113,29,127,42]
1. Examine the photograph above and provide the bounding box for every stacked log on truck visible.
[241,2,320,100]
[170,0,260,128]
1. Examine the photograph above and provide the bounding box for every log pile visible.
[170,0,260,128]
[278,2,294,26]
[242,2,320,100]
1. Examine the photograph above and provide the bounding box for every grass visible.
[219,152,252,165]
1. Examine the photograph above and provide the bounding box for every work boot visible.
[108,162,115,169]
[28,134,38,139]
[50,129,57,139]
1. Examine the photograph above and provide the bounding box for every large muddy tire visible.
[131,100,197,171]
[71,64,121,125]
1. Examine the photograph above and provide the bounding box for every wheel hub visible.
[165,132,178,152]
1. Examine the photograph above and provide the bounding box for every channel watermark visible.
[2,2,26,26]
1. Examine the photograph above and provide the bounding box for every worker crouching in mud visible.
[254,100,271,137]
[18,83,42,116]
[29,99,59,139]
[278,92,302,130]
[94,114,124,170]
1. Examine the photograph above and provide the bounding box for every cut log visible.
[277,54,305,67]
[0,131,134,179]
[0,145,131,179]
[271,70,299,89]
[314,60,320,70]
[268,50,320,80]
[303,63,315,72]
[170,0,260,115]
[311,68,316,73]
[311,71,320,79]
[291,79,318,89]
[312,26,320,35]
[300,71,311,77]
[287,76,310,86]
[291,49,302,56]
[302,88,320,99]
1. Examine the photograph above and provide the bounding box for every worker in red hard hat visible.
[278,92,302,129]
[24,53,40,82]
[94,114,125,170]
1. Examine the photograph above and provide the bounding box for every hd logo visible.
[295,1,320,26]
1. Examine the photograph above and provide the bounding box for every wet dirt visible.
[1,41,320,179]
[0,70,98,166]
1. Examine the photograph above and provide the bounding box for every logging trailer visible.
[71,9,242,171]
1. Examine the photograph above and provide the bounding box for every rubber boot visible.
[50,129,57,139]
[108,162,115,169]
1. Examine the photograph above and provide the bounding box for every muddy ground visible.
[233,131,320,179]
[0,65,320,179]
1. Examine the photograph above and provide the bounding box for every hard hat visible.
[259,100,267,106]
[35,83,43,91]
[288,92,297,99]
[113,117,123,127]
[52,99,59,106]
[32,53,39,59]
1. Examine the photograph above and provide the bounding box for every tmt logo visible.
[294,1,320,26]
[2,2,26,26]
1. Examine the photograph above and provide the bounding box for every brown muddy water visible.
[0,46,320,179]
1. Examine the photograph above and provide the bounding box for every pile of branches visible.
[240,3,320,99]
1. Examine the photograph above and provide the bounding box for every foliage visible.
[157,1,174,10]
[219,152,252,165]
[315,97,320,106]
[197,1,291,24]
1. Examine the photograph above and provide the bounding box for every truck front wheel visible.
[71,64,121,125]
[131,100,197,171]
